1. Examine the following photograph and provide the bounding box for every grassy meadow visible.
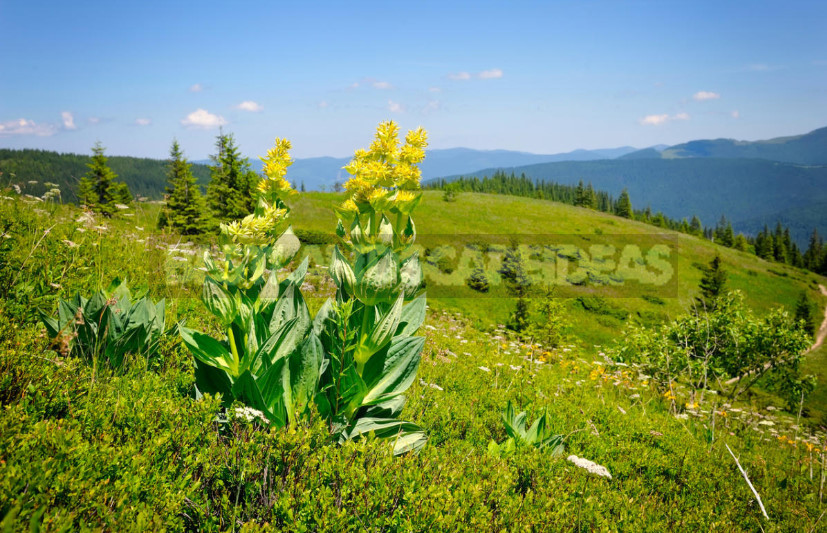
[1,191,827,531]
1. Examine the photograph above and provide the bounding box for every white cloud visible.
[429,87,441,93]
[189,83,203,92]
[61,111,76,130]
[423,100,441,114]
[348,81,360,89]
[372,81,393,90]
[181,108,227,129]
[135,118,152,126]
[448,71,472,81]
[318,100,329,109]
[88,117,100,125]
[0,118,56,136]
[692,91,720,101]
[639,112,690,126]
[387,100,405,113]
[478,68,503,79]
[731,110,740,119]
[235,100,263,112]
[448,69,503,81]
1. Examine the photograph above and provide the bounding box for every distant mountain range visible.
[429,126,827,247]
[194,145,643,191]
[4,126,826,246]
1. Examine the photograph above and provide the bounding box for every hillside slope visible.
[430,159,827,247]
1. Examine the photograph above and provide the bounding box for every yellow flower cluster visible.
[222,205,289,246]
[340,121,428,209]
[221,138,295,246]
[258,138,296,198]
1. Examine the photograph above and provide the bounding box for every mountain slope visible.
[621,126,827,165]
[431,158,827,247]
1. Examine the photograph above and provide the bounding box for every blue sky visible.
[1,0,825,159]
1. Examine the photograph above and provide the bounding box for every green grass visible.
[2,194,827,530]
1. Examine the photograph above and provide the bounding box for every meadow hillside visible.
[2,192,827,530]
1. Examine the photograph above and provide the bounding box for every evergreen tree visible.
[207,131,259,222]
[696,255,727,311]
[689,215,703,236]
[803,229,822,271]
[159,140,210,235]
[615,189,632,218]
[465,257,490,293]
[498,238,532,331]
[585,183,597,209]
[76,176,95,207]
[733,233,749,252]
[300,181,306,193]
[526,285,569,349]
[82,142,130,217]
[794,291,817,338]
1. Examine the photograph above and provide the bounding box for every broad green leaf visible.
[397,295,426,337]
[341,417,427,455]
[202,278,237,325]
[180,326,235,374]
[361,335,425,405]
[355,294,404,367]
[250,317,299,374]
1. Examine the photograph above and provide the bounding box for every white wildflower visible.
[758,420,774,426]
[478,366,491,372]
[567,455,612,479]
[62,239,78,248]
[233,406,268,423]
[115,204,130,210]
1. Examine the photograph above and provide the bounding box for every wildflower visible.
[567,455,612,479]
[233,406,268,424]
[685,401,699,409]
[478,366,491,372]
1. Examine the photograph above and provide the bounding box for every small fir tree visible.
[498,238,532,331]
[615,189,632,218]
[696,255,727,311]
[794,291,817,338]
[82,142,130,217]
[159,140,210,234]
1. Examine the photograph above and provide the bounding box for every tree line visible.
[427,171,827,276]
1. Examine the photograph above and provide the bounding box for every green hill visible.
[431,158,827,247]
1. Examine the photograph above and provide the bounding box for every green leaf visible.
[355,294,404,367]
[180,326,236,374]
[341,417,427,455]
[361,335,425,405]
[397,295,426,337]
[193,357,233,399]
[202,277,237,325]
[250,317,299,374]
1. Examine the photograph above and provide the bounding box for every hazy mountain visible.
[620,126,827,165]
[195,146,641,191]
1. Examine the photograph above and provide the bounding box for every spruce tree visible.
[82,142,129,217]
[794,291,817,338]
[615,189,632,218]
[465,256,490,293]
[689,215,703,236]
[76,176,95,207]
[804,229,822,271]
[207,132,259,222]
[159,140,209,235]
[498,238,532,331]
[696,255,727,311]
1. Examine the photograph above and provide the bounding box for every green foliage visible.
[794,290,817,337]
[614,188,632,218]
[158,140,210,235]
[80,143,133,217]
[465,258,490,293]
[207,132,259,222]
[526,286,570,349]
[39,278,165,369]
[612,291,812,400]
[488,401,564,458]
[697,255,727,311]
[498,239,532,331]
